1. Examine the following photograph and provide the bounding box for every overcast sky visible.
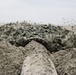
[0,0,76,25]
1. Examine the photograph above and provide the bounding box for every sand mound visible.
[0,40,26,75]
[53,48,76,75]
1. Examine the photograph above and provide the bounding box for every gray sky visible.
[0,0,76,25]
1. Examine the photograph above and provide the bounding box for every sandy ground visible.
[0,40,76,75]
